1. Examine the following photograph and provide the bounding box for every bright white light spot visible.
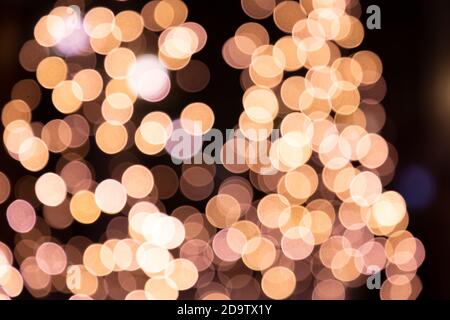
[127,55,171,103]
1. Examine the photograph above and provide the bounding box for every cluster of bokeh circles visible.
[0,0,424,300]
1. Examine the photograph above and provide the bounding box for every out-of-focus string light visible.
[0,0,425,301]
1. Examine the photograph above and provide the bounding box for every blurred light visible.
[396,165,436,209]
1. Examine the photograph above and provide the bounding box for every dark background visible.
[0,0,449,299]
